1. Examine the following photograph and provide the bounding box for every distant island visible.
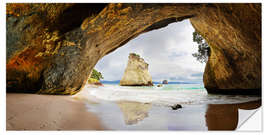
[101,80,202,85]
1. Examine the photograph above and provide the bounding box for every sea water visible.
[83,83,261,106]
[78,83,261,130]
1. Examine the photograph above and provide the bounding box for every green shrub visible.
[192,31,210,63]
[90,69,103,80]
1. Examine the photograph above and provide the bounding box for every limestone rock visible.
[120,53,153,86]
[6,3,261,95]
[190,4,261,95]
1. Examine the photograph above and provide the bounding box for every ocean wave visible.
[81,84,261,106]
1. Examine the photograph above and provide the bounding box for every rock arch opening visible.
[93,19,206,85]
[6,3,261,95]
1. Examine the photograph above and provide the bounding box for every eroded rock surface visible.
[190,4,261,95]
[6,3,261,95]
[120,53,153,86]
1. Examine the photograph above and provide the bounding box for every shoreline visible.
[85,99,261,130]
[6,92,261,130]
[6,93,106,130]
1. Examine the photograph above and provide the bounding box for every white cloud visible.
[95,19,206,83]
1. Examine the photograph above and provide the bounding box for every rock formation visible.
[6,3,261,95]
[87,78,103,86]
[120,53,153,86]
[190,4,261,95]
[171,104,182,110]
[162,80,168,84]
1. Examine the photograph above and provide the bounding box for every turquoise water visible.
[83,83,260,106]
[110,84,204,91]
[79,83,261,130]
[78,83,261,130]
[101,82,204,90]
[155,83,204,90]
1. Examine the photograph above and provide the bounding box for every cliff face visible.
[190,4,261,94]
[6,3,261,95]
[120,53,153,86]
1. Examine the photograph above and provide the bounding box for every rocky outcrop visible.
[87,78,103,86]
[190,4,261,95]
[162,80,168,84]
[6,3,261,95]
[120,53,153,86]
[171,104,182,110]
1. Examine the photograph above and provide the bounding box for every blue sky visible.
[95,19,206,83]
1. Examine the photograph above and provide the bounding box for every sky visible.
[95,19,206,83]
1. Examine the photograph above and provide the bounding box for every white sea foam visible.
[82,84,261,106]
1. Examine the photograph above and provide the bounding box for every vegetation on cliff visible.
[88,69,103,84]
[192,31,210,63]
[90,69,103,80]
[130,53,140,58]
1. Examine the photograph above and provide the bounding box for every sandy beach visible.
[6,93,106,130]
[6,91,261,131]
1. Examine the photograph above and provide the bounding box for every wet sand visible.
[6,93,261,130]
[206,100,261,130]
[84,100,261,130]
[6,93,106,130]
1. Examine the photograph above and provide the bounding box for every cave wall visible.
[190,4,261,94]
[6,3,261,95]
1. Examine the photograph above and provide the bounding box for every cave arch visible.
[94,19,206,85]
[6,3,261,95]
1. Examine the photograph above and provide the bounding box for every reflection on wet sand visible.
[83,98,261,130]
[205,100,261,130]
[117,101,152,125]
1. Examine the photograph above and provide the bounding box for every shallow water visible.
[84,84,261,106]
[83,99,261,130]
[85,101,208,130]
[77,84,261,130]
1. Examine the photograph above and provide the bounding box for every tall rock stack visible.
[120,53,153,86]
